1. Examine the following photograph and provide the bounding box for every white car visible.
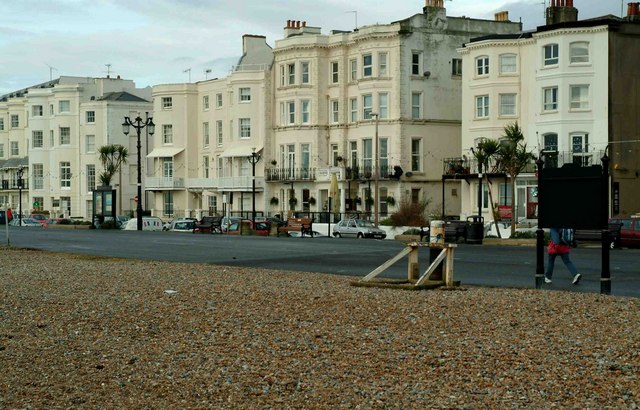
[123,217,163,231]
[332,219,386,239]
[163,217,197,231]
[288,230,326,238]
[170,220,196,232]
[9,217,43,227]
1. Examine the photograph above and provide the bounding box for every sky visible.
[0,0,626,95]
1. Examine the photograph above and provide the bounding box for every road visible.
[3,227,639,297]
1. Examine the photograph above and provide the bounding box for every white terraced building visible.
[147,0,521,221]
[457,0,640,226]
[0,76,152,219]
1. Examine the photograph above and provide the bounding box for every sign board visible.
[538,164,603,229]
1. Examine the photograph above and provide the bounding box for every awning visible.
[146,147,185,158]
[221,145,263,158]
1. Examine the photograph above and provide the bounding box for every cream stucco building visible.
[457,1,640,226]
[0,76,152,219]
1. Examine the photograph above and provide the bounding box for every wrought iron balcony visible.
[344,165,392,181]
[1,180,29,190]
[266,167,316,182]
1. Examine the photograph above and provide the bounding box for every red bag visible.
[548,240,570,255]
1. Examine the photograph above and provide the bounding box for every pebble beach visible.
[0,248,638,408]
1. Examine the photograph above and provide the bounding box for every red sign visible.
[498,205,512,220]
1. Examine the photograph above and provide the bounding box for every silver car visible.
[332,219,386,239]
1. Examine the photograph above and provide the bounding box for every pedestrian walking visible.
[545,227,581,284]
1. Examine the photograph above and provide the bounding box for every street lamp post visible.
[16,166,23,226]
[371,112,380,226]
[247,148,261,225]
[122,115,155,231]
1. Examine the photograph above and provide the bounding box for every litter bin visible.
[429,220,445,245]
[466,216,484,244]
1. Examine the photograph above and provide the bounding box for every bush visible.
[388,198,429,227]
[100,220,118,230]
[402,228,421,235]
[59,219,72,225]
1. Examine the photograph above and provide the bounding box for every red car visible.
[609,217,640,248]
[30,214,49,225]
[224,220,270,236]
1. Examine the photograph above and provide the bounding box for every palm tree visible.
[98,144,129,187]
[471,138,503,238]
[497,122,536,235]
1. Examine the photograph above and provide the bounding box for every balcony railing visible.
[146,177,185,189]
[183,176,266,191]
[266,168,316,182]
[443,150,606,177]
[344,165,392,181]
[1,180,30,190]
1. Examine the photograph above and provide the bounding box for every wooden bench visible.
[278,217,313,237]
[574,223,622,247]
[445,220,468,243]
[193,216,222,234]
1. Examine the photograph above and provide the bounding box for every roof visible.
[98,91,149,102]
[0,157,29,170]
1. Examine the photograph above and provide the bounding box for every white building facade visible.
[458,1,640,225]
[0,76,152,219]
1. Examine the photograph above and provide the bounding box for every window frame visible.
[378,52,388,76]
[542,86,559,112]
[330,61,339,84]
[362,94,372,120]
[32,105,43,117]
[362,54,372,77]
[162,124,173,144]
[543,44,559,66]
[476,56,489,76]
[86,134,95,153]
[378,93,388,119]
[32,130,44,148]
[570,42,589,64]
[350,98,358,123]
[216,93,223,108]
[301,100,310,124]
[59,127,71,145]
[203,122,210,146]
[452,58,462,76]
[86,111,95,123]
[60,162,71,188]
[569,84,590,110]
[59,100,70,113]
[239,118,251,139]
[475,95,490,118]
[499,53,517,74]
[350,59,357,81]
[411,138,423,172]
[301,62,310,84]
[239,87,251,102]
[411,51,422,76]
[499,93,517,117]
[411,92,422,119]
[330,100,339,124]
[161,97,173,110]
[216,120,223,146]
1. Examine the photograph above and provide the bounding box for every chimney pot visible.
[287,19,291,28]
[297,20,301,28]
[634,2,640,16]
[302,21,306,27]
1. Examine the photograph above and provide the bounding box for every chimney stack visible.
[425,0,444,7]
[494,11,509,21]
[627,2,640,21]
[546,0,578,25]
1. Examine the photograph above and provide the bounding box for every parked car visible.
[288,230,326,238]
[122,216,163,231]
[332,219,386,239]
[224,220,270,236]
[0,210,12,224]
[43,218,67,228]
[170,220,196,232]
[9,217,43,227]
[609,217,640,248]
[163,217,197,231]
[221,216,241,232]
[29,214,49,225]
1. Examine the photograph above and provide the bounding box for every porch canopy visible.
[146,147,184,158]
[221,145,263,158]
